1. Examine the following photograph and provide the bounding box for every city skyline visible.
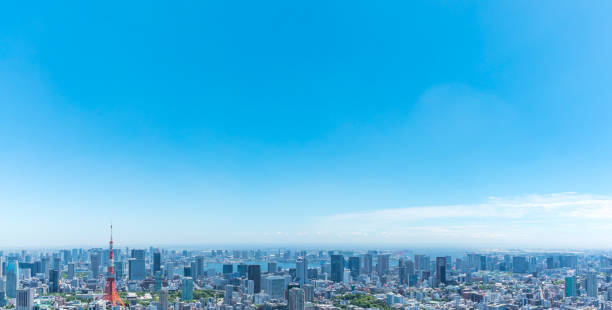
[3,1,612,247]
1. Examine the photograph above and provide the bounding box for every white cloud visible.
[312,192,612,248]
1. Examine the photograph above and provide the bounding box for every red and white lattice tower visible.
[103,224,125,307]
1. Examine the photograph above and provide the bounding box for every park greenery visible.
[333,293,392,310]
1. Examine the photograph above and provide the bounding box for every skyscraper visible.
[361,253,372,275]
[247,265,261,293]
[182,277,193,301]
[398,258,408,285]
[586,272,597,298]
[377,254,390,276]
[565,276,577,298]
[6,261,18,298]
[296,257,308,285]
[348,257,360,280]
[90,252,101,278]
[49,269,60,293]
[131,249,146,260]
[414,255,430,273]
[435,257,446,286]
[153,250,161,274]
[195,256,205,278]
[154,271,162,292]
[67,263,75,279]
[237,264,248,277]
[330,255,344,282]
[190,261,198,279]
[16,289,33,310]
[129,258,146,280]
[288,287,305,310]
[53,257,61,272]
[267,262,277,274]
[262,276,285,300]
[512,256,528,273]
[223,264,233,275]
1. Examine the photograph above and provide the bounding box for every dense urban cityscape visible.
[0,228,611,310]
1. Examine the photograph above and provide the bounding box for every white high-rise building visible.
[263,276,286,300]
[296,257,308,286]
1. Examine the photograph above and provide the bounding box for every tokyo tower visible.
[103,224,125,307]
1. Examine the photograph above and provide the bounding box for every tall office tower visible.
[237,264,248,277]
[102,250,110,267]
[247,265,261,293]
[223,264,233,275]
[586,272,598,298]
[361,254,372,275]
[302,284,314,302]
[181,277,194,300]
[414,255,430,273]
[565,276,577,297]
[435,257,446,286]
[296,257,308,285]
[288,287,305,310]
[224,284,233,304]
[330,255,344,282]
[6,261,18,298]
[129,258,146,280]
[153,250,161,274]
[62,250,72,264]
[196,256,205,278]
[190,261,198,279]
[114,261,124,278]
[41,257,50,279]
[48,269,60,293]
[480,255,487,270]
[398,258,408,285]
[154,271,162,292]
[158,288,169,310]
[263,276,285,300]
[183,266,192,277]
[267,262,277,273]
[16,288,33,310]
[377,254,390,276]
[131,249,146,260]
[67,263,75,279]
[512,256,528,273]
[53,257,61,272]
[90,252,101,278]
[348,257,360,280]
[0,256,3,277]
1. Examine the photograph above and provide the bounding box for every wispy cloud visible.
[311,193,612,248]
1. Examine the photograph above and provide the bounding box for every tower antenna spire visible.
[103,223,124,307]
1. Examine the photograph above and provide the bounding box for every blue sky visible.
[1,1,612,248]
